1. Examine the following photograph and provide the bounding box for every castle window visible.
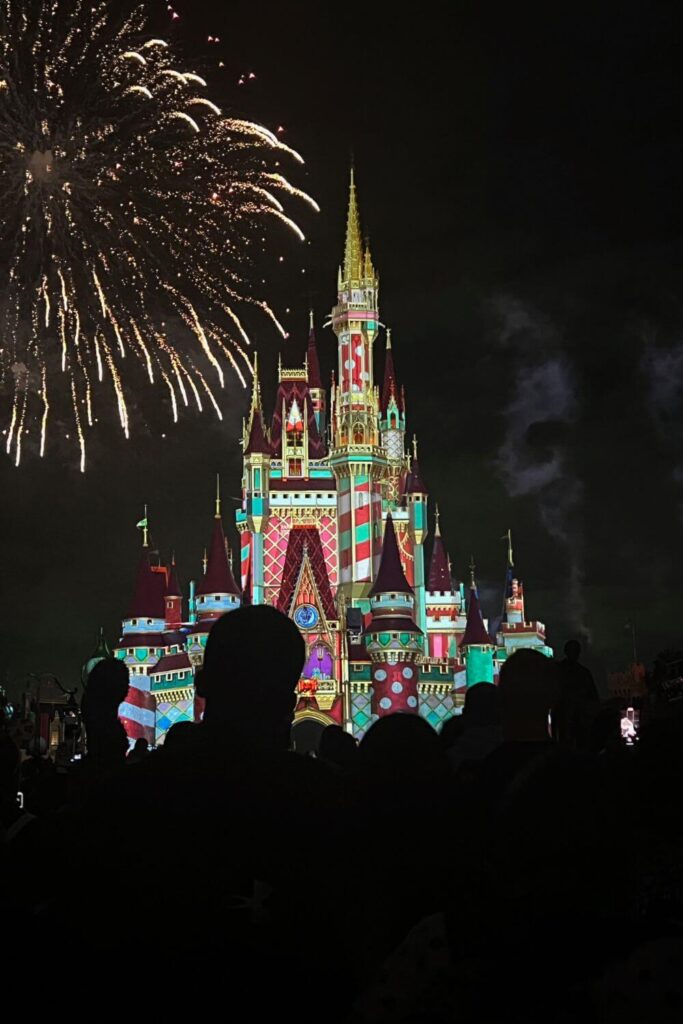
[131,618,138,626]
[146,619,153,625]
[127,648,133,655]
[214,595,220,601]
[288,458,302,477]
[353,424,365,444]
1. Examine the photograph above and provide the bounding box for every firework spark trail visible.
[0,0,315,467]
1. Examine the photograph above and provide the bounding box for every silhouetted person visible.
[357,712,444,784]
[448,681,502,772]
[162,719,197,754]
[318,724,357,773]
[475,648,558,805]
[554,639,600,749]
[439,713,465,750]
[195,604,304,751]
[72,606,352,1021]
[353,714,451,972]
[81,657,129,769]
[127,737,149,763]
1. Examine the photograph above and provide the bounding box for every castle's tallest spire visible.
[344,166,363,281]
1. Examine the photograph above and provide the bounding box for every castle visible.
[113,172,552,748]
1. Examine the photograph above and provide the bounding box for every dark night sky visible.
[3,1,683,694]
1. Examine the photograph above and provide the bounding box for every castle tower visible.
[425,507,460,660]
[404,437,429,633]
[460,559,495,686]
[165,555,182,628]
[307,312,326,438]
[195,479,241,621]
[241,355,272,605]
[329,169,387,601]
[364,514,423,718]
[380,330,407,506]
[116,519,168,746]
[495,531,552,658]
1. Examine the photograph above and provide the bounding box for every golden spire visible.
[469,554,476,589]
[202,547,208,575]
[506,528,514,567]
[344,166,363,281]
[386,328,392,350]
[412,434,419,461]
[363,240,374,280]
[434,503,441,537]
[309,308,314,330]
[249,352,262,418]
[142,503,148,549]
[215,474,221,518]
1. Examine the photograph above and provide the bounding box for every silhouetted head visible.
[318,724,357,772]
[463,681,500,728]
[129,737,150,761]
[81,657,129,765]
[439,713,465,749]
[83,658,129,717]
[197,606,305,749]
[163,720,197,754]
[358,713,444,785]
[564,639,581,663]
[498,648,559,742]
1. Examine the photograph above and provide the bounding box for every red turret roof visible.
[166,559,181,598]
[405,457,428,494]
[196,517,241,596]
[370,515,413,596]
[244,353,271,456]
[382,335,403,415]
[307,325,322,389]
[128,552,167,619]
[428,531,452,591]
[244,406,271,455]
[150,652,192,675]
[461,587,491,646]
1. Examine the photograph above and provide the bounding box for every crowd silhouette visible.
[2,607,683,1021]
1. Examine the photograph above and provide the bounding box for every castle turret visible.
[242,355,272,604]
[460,559,494,686]
[165,554,182,628]
[195,478,241,621]
[364,515,423,717]
[329,169,387,600]
[495,531,552,658]
[380,330,407,505]
[425,507,460,659]
[123,530,166,635]
[404,437,429,634]
[307,312,326,438]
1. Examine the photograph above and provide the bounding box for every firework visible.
[0,0,317,468]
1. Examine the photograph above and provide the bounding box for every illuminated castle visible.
[114,172,552,747]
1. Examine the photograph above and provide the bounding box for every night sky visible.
[3,1,683,695]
